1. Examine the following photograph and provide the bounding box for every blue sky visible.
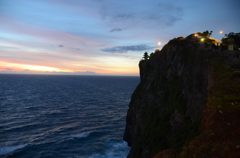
[0,0,239,75]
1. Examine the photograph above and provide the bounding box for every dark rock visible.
[123,37,217,158]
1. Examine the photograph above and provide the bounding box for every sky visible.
[1,0,240,76]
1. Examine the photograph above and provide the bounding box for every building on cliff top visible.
[227,38,240,63]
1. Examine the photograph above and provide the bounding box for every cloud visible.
[110,28,123,32]
[0,68,14,71]
[114,13,135,20]
[99,1,183,28]
[74,71,98,75]
[58,44,64,47]
[91,0,104,2]
[101,44,154,53]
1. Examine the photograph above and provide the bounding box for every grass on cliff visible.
[179,58,240,158]
[208,60,240,109]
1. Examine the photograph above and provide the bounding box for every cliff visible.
[123,36,240,158]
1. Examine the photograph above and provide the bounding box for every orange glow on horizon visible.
[0,62,72,73]
[95,67,138,75]
[23,65,61,72]
[0,61,139,75]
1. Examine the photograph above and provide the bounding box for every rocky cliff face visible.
[123,36,239,158]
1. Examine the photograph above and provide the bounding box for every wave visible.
[89,141,130,158]
[0,144,27,156]
[70,132,91,139]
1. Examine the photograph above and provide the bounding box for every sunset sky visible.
[1,0,240,75]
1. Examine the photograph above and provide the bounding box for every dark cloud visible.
[100,1,183,28]
[114,13,135,20]
[6,68,13,71]
[145,14,182,27]
[91,0,104,2]
[110,28,123,32]
[139,3,183,27]
[58,44,64,47]
[101,44,154,53]
[0,68,13,71]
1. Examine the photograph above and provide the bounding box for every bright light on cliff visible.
[157,42,161,46]
[201,38,204,42]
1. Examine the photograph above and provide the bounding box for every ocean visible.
[0,74,139,158]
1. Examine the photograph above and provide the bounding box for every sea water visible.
[0,74,139,158]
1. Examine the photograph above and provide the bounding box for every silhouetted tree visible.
[225,32,240,40]
[143,52,149,60]
[201,30,213,38]
[221,32,240,48]
[209,31,213,37]
[201,31,209,38]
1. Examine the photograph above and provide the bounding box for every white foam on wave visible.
[69,132,91,140]
[89,141,130,158]
[0,144,27,156]
[74,133,90,139]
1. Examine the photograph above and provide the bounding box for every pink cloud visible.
[0,16,106,50]
[0,15,139,75]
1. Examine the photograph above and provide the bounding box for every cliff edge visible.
[123,35,240,158]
